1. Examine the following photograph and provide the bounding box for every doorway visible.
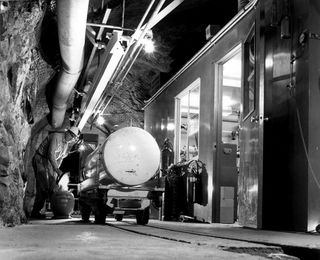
[216,46,242,224]
[175,78,200,163]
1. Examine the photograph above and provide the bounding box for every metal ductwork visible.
[51,0,90,128]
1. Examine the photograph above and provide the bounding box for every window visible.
[243,26,256,119]
[221,49,242,145]
[175,79,200,162]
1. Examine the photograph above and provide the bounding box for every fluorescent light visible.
[223,52,242,78]
[223,78,241,88]
[77,31,124,130]
[167,122,175,131]
[223,96,235,107]
[222,52,241,87]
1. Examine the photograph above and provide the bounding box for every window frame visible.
[242,23,256,122]
[174,78,201,163]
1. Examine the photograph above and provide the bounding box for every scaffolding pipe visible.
[86,22,134,32]
[95,0,165,116]
[78,9,112,91]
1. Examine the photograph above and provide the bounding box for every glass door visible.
[175,79,200,162]
[217,46,242,224]
[238,24,262,228]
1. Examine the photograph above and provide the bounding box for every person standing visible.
[30,126,80,218]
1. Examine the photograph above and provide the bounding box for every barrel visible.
[51,190,75,218]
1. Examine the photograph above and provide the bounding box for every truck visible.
[78,127,164,224]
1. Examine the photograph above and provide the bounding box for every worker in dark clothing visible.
[30,126,80,218]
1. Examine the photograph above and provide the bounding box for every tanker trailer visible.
[78,127,164,224]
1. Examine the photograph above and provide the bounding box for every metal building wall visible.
[145,54,216,222]
[261,0,303,231]
[306,0,320,232]
[144,7,256,223]
[261,0,320,232]
[145,0,320,231]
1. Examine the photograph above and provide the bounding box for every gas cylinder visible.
[84,127,160,186]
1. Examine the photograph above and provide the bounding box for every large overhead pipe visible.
[52,0,90,128]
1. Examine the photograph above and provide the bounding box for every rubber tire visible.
[115,214,123,221]
[136,207,150,225]
[316,224,320,233]
[79,200,91,222]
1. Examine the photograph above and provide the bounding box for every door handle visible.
[250,115,269,123]
[250,115,259,123]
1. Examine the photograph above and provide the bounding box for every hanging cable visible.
[121,0,125,29]
[295,104,320,190]
[287,0,320,191]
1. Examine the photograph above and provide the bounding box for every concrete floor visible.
[150,221,320,249]
[0,216,312,260]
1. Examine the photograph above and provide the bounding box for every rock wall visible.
[0,1,52,226]
[0,0,185,226]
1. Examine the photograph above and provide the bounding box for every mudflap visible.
[79,189,112,224]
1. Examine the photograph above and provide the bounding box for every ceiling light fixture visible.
[142,38,155,53]
[96,115,105,125]
[76,0,185,129]
[142,29,155,53]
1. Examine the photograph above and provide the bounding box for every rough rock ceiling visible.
[39,0,238,133]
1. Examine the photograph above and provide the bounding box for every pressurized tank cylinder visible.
[101,127,160,186]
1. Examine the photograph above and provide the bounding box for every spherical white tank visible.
[101,127,160,186]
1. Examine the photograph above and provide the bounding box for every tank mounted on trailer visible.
[78,127,164,224]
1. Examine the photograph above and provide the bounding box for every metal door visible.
[217,46,242,224]
[238,23,263,228]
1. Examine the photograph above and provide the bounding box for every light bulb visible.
[96,115,105,125]
[142,38,155,53]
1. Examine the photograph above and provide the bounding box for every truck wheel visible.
[115,214,123,221]
[79,200,91,222]
[136,207,149,225]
